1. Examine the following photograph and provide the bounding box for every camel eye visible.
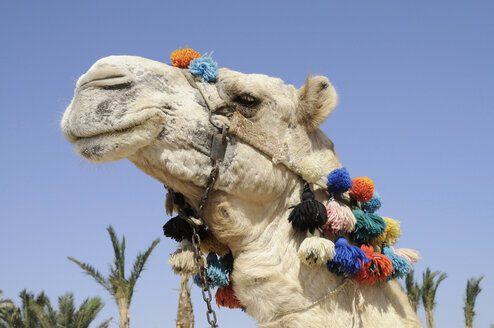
[234,94,259,107]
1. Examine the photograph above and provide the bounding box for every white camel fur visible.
[61,55,422,327]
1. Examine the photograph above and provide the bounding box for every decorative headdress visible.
[162,47,420,310]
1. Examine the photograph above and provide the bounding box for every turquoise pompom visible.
[382,246,410,279]
[193,252,229,287]
[361,192,382,214]
[350,209,387,244]
[189,56,218,82]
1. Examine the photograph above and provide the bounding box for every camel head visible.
[62,54,422,327]
[62,55,341,209]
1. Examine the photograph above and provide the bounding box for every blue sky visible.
[1,1,493,327]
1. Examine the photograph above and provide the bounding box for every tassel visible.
[220,252,234,273]
[382,246,410,279]
[168,240,206,275]
[200,233,230,256]
[288,182,327,232]
[327,237,369,276]
[326,168,353,194]
[349,177,374,203]
[350,209,387,244]
[394,248,420,264]
[373,217,401,246]
[298,230,335,266]
[205,253,230,287]
[162,216,208,242]
[322,199,356,235]
[193,253,230,287]
[215,280,243,309]
[354,245,393,284]
[361,192,382,214]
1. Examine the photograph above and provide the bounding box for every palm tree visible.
[34,293,112,328]
[421,268,447,328]
[68,225,160,328]
[0,290,110,328]
[405,270,421,313]
[0,290,15,328]
[464,276,483,328]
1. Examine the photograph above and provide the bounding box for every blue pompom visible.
[327,237,369,275]
[361,192,382,214]
[189,57,218,82]
[382,246,410,279]
[205,253,229,287]
[327,168,352,194]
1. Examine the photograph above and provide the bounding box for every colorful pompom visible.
[322,199,356,235]
[170,47,201,68]
[288,182,327,232]
[349,177,374,203]
[326,168,353,194]
[327,237,369,276]
[200,233,230,256]
[353,245,393,284]
[168,240,206,276]
[189,56,219,82]
[373,217,401,246]
[382,246,410,279]
[394,248,420,264]
[350,209,387,244]
[205,253,230,287]
[215,281,243,309]
[361,192,382,214]
[298,230,335,266]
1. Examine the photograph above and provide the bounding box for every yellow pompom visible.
[373,217,401,246]
[300,155,322,183]
[298,236,335,266]
[200,233,230,257]
[170,47,201,68]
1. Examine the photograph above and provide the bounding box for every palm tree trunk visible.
[176,274,194,328]
[117,300,130,328]
[425,309,435,328]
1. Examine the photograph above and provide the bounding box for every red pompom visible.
[215,281,243,309]
[353,245,393,284]
[349,177,374,203]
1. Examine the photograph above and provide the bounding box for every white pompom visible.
[300,155,322,183]
[298,236,335,266]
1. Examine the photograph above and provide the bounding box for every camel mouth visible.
[69,108,166,163]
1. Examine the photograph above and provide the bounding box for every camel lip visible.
[63,107,165,143]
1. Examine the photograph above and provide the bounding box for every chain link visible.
[189,160,221,328]
[191,225,218,327]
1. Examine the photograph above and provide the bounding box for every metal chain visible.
[189,160,221,328]
[191,227,218,327]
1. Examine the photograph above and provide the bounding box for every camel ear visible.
[297,76,338,132]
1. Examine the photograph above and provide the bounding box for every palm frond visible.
[96,317,113,328]
[126,238,160,301]
[464,276,483,327]
[106,225,125,280]
[56,292,76,328]
[74,296,105,328]
[67,257,112,294]
[405,269,421,312]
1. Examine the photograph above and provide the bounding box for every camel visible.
[61,55,422,328]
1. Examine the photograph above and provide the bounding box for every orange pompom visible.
[170,47,201,68]
[215,281,243,309]
[350,177,374,203]
[353,245,393,284]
